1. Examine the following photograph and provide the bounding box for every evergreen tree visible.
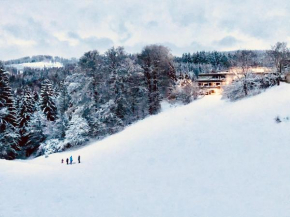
[0,67,20,159]
[19,89,35,147]
[56,81,70,139]
[24,109,46,157]
[57,81,70,115]
[40,79,57,121]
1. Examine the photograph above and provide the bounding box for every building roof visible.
[198,73,229,76]
[197,79,224,82]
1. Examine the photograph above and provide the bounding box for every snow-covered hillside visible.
[7,61,63,70]
[1,84,290,217]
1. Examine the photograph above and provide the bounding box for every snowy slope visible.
[1,84,290,217]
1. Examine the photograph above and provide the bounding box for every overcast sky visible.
[0,0,290,60]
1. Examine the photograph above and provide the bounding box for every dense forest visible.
[0,42,289,160]
[175,50,274,75]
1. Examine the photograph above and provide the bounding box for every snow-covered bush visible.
[222,73,279,101]
[37,139,65,156]
[37,114,89,156]
[222,73,260,101]
[170,79,199,104]
[259,73,280,89]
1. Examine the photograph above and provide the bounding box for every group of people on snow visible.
[61,155,81,164]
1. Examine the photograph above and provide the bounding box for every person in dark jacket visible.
[61,159,64,164]
[78,155,80,163]
[66,158,69,165]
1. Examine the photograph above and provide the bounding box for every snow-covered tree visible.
[57,81,70,115]
[79,50,105,107]
[171,78,199,104]
[24,109,46,157]
[64,113,90,147]
[95,100,124,136]
[267,42,290,74]
[19,89,35,147]
[40,79,57,121]
[106,48,132,123]
[123,58,148,123]
[139,45,176,115]
[55,81,70,139]
[0,67,20,159]
[37,139,64,156]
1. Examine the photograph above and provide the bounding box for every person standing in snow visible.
[78,155,80,163]
[61,159,64,164]
[70,156,73,164]
[66,158,69,165]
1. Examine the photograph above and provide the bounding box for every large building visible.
[197,72,229,95]
[196,67,273,95]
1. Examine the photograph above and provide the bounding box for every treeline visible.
[1,45,199,160]
[176,50,273,74]
[177,51,232,69]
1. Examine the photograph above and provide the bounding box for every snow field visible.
[1,84,290,217]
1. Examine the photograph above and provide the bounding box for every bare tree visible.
[232,50,258,96]
[267,42,290,74]
[234,50,257,73]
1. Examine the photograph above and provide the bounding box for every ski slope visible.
[1,84,290,217]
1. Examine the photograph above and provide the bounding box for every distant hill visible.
[4,55,78,70]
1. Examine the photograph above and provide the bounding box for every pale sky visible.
[0,0,290,60]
